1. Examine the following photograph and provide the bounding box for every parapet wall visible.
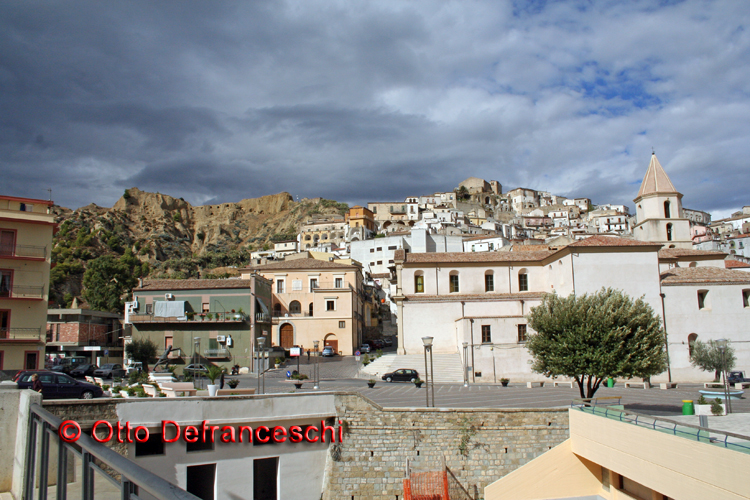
[325,394,569,499]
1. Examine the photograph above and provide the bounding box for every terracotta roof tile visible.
[725,260,750,269]
[138,279,255,291]
[635,153,679,199]
[660,267,750,285]
[403,250,556,264]
[567,235,659,247]
[243,257,359,271]
[658,248,727,259]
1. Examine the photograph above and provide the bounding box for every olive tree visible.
[526,288,666,399]
[125,338,159,373]
[690,340,736,382]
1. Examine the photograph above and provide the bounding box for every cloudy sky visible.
[1,1,748,216]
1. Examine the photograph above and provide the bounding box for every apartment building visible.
[0,195,55,372]
[46,308,124,364]
[241,258,365,355]
[345,206,376,233]
[299,215,347,251]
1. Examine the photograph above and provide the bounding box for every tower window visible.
[481,325,491,343]
[697,290,708,309]
[449,273,459,293]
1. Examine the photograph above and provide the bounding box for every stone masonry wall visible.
[324,394,569,500]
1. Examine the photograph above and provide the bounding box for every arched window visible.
[289,301,301,314]
[485,197,490,204]
[666,223,673,241]
[273,303,281,317]
[414,272,425,293]
[518,268,529,292]
[449,271,459,293]
[308,302,314,316]
[688,333,698,357]
[689,262,697,268]
[664,200,671,219]
[484,271,494,292]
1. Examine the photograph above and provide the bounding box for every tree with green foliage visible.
[82,249,148,313]
[125,338,159,373]
[690,340,736,382]
[526,288,666,399]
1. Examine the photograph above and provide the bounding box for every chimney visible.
[138,278,143,288]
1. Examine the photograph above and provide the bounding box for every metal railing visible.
[571,399,750,454]
[0,243,47,259]
[272,311,314,318]
[129,312,247,323]
[24,403,200,500]
[204,348,231,358]
[0,285,45,299]
[0,327,43,340]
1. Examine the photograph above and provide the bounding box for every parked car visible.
[383,337,393,347]
[12,369,49,382]
[50,356,89,374]
[17,371,104,399]
[321,346,336,357]
[126,362,144,374]
[727,371,750,383]
[183,364,209,375]
[358,344,371,354]
[93,363,127,378]
[69,364,98,378]
[381,369,419,383]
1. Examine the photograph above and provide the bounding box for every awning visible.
[256,298,270,316]
[154,300,186,320]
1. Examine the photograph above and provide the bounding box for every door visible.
[0,230,14,256]
[279,324,293,349]
[0,310,8,339]
[25,351,38,370]
[55,374,79,398]
[0,270,11,297]
[253,457,278,500]
[324,339,338,352]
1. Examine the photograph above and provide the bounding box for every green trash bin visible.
[682,400,695,415]
[606,378,615,388]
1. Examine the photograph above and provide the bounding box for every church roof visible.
[635,153,680,199]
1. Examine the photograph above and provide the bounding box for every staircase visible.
[362,353,464,383]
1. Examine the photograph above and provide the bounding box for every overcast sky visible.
[1,1,748,216]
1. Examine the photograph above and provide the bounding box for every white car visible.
[358,344,371,354]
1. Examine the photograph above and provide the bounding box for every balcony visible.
[0,243,47,260]
[204,348,231,359]
[0,285,44,300]
[129,311,247,324]
[0,327,43,341]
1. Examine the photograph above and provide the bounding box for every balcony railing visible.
[129,311,247,323]
[272,311,314,318]
[204,348,231,358]
[0,327,43,341]
[0,285,45,300]
[255,312,271,323]
[0,243,47,259]
[24,403,200,500]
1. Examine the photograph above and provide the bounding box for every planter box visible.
[696,404,726,416]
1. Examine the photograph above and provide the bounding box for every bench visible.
[624,382,651,389]
[94,377,105,386]
[703,382,724,389]
[552,380,575,388]
[160,382,198,397]
[85,376,95,383]
[141,384,159,397]
[526,381,544,388]
[659,383,678,390]
[215,388,256,396]
[733,382,750,390]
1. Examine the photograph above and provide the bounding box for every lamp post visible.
[422,336,434,407]
[462,342,469,387]
[716,339,732,414]
[257,337,266,395]
[313,340,320,390]
[193,337,201,389]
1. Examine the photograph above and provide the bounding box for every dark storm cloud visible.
[1,0,749,217]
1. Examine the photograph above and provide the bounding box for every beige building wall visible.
[0,195,55,371]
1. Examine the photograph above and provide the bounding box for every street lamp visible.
[716,338,732,414]
[257,337,266,395]
[313,340,320,390]
[462,342,469,387]
[422,336,434,407]
[193,337,202,389]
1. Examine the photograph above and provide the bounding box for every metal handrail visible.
[0,285,44,299]
[0,327,42,340]
[0,243,47,259]
[25,403,200,500]
[571,399,750,453]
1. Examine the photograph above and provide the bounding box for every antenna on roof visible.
[47,188,52,201]
[652,147,655,155]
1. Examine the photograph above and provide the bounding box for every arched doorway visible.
[323,333,338,353]
[280,323,294,349]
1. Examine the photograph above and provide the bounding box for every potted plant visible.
[291,373,308,389]
[367,379,376,388]
[206,313,213,321]
[500,378,510,387]
[362,354,370,366]
[199,313,206,321]
[695,395,713,415]
[711,397,726,416]
[227,379,240,389]
[206,365,223,397]
[275,357,284,369]
[413,378,423,388]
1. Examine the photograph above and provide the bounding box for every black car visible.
[381,369,419,383]
[93,363,127,378]
[69,364,98,378]
[727,371,750,383]
[17,371,104,399]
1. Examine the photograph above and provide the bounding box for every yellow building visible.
[345,206,376,232]
[240,257,365,354]
[0,195,55,371]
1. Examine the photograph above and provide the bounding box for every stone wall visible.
[324,394,569,500]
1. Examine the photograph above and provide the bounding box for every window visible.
[0,270,11,297]
[389,259,394,264]
[202,302,209,313]
[517,324,528,342]
[377,261,382,265]
[449,273,459,293]
[485,273,494,292]
[276,279,285,293]
[326,300,335,311]
[664,200,671,219]
[335,278,343,288]
[518,272,528,292]
[388,246,397,250]
[135,432,164,457]
[289,301,301,314]
[743,289,750,308]
[339,321,345,328]
[414,274,424,293]
[377,247,382,251]
[146,303,153,315]
[0,230,15,256]
[308,303,313,316]
[370,248,375,253]
[186,438,214,452]
[309,279,318,292]
[688,333,698,357]
[697,290,708,309]
[666,223,673,242]
[481,325,491,343]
